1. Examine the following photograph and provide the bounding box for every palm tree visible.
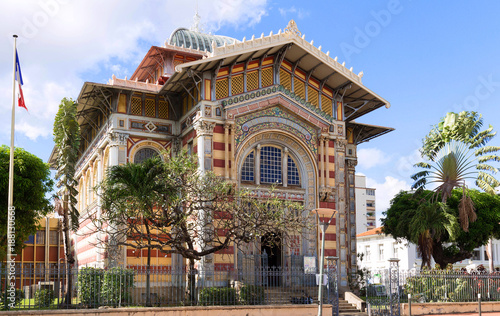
[412,111,500,231]
[53,98,80,306]
[99,157,164,307]
[408,202,459,268]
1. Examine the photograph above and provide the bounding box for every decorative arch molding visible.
[236,130,318,211]
[234,105,319,157]
[128,140,165,163]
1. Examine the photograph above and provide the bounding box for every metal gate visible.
[365,259,401,316]
[326,256,340,315]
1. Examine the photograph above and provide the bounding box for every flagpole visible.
[6,35,18,306]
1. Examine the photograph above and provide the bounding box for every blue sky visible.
[1,1,500,222]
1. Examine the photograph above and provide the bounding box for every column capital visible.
[109,132,129,147]
[194,119,216,137]
[346,158,358,169]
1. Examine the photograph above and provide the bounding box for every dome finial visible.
[191,0,203,33]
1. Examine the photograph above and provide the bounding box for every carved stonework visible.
[346,159,358,169]
[335,139,347,152]
[109,132,128,146]
[319,186,335,202]
[172,137,181,155]
[284,19,301,37]
[194,120,216,137]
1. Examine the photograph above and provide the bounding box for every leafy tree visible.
[0,146,53,260]
[92,151,310,303]
[412,111,500,231]
[53,97,80,306]
[95,157,164,306]
[382,189,500,268]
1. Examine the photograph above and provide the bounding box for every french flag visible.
[16,50,27,111]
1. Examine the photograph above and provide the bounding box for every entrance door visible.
[261,233,282,286]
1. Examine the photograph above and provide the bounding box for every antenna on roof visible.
[191,0,203,33]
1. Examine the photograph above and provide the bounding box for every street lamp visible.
[316,209,337,316]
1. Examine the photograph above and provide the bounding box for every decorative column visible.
[224,123,231,179]
[282,147,289,187]
[107,132,128,268]
[320,136,327,188]
[96,150,103,267]
[334,138,348,288]
[193,119,216,285]
[346,157,358,279]
[255,144,261,185]
[193,119,215,173]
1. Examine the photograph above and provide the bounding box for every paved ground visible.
[423,313,500,316]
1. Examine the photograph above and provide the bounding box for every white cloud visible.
[357,147,391,169]
[278,6,309,19]
[366,176,411,226]
[0,0,270,143]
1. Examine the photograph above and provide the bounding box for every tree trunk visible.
[61,207,75,307]
[187,258,196,304]
[146,245,151,307]
[432,241,471,268]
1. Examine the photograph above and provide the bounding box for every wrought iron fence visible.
[0,262,334,310]
[362,265,500,316]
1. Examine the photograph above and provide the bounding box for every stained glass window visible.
[260,146,282,184]
[134,148,158,164]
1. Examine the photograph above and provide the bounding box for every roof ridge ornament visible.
[284,19,301,37]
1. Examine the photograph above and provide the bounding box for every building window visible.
[25,235,35,244]
[49,231,58,245]
[241,152,255,182]
[366,201,375,207]
[379,244,384,260]
[472,249,481,260]
[365,246,371,261]
[134,147,159,164]
[367,189,375,196]
[260,146,282,184]
[287,156,300,186]
[393,243,399,257]
[240,145,301,187]
[36,231,45,245]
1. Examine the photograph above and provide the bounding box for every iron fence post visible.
[326,256,339,316]
[388,258,400,316]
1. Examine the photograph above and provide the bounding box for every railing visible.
[362,268,500,305]
[0,264,327,310]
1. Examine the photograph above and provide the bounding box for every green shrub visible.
[240,285,264,305]
[1,289,24,308]
[78,267,104,307]
[199,287,237,306]
[34,289,54,308]
[100,267,135,306]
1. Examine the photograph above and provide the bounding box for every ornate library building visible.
[51,20,392,288]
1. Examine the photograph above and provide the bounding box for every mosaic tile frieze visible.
[235,106,318,155]
[221,84,334,123]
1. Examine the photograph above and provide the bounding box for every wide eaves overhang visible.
[160,29,391,122]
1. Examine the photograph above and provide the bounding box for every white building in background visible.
[356,226,500,270]
[355,175,376,233]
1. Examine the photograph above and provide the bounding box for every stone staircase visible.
[262,287,364,313]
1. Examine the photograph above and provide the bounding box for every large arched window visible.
[240,145,301,187]
[134,147,159,164]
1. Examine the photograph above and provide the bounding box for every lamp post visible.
[318,221,328,316]
[316,209,337,316]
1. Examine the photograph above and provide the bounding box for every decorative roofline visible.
[107,74,162,92]
[208,20,364,84]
